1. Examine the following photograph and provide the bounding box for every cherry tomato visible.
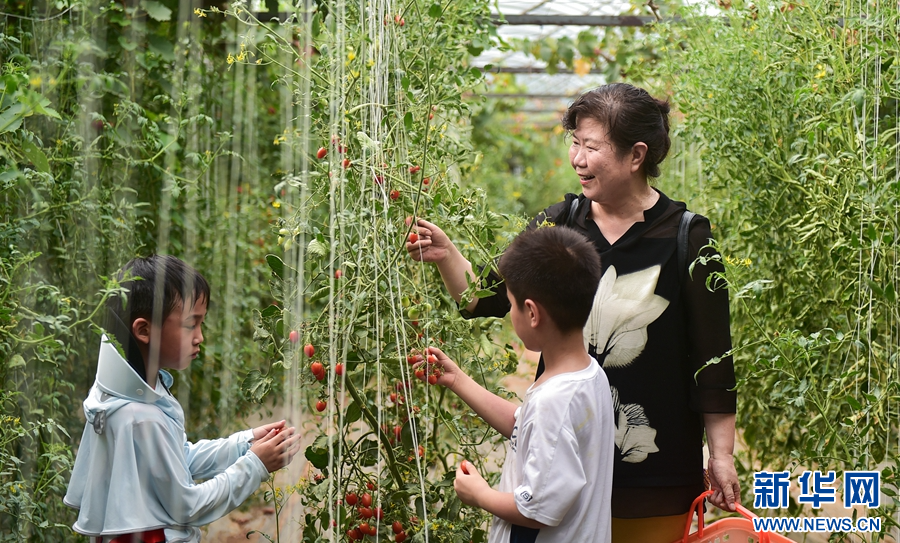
[335,363,344,376]
[347,528,362,540]
[414,368,425,380]
[316,147,327,159]
[310,361,324,376]
[304,344,315,358]
[392,521,404,534]
[367,481,375,491]
[374,175,384,184]
[361,492,373,507]
[358,507,373,519]
[417,445,424,457]
[342,158,351,169]
[406,354,417,364]
[408,233,418,244]
[367,523,378,535]
[427,374,438,385]
[461,460,470,474]
[393,425,402,440]
[395,532,407,543]
[422,177,430,185]
[315,400,327,412]
[335,269,343,279]
[359,523,371,535]
[389,392,398,403]
[345,492,359,506]
[409,165,420,174]
[427,354,437,364]
[389,189,400,200]
[289,330,299,344]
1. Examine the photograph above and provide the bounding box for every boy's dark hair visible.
[562,83,671,178]
[105,255,210,380]
[498,227,602,332]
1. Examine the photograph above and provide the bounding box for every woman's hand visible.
[250,426,302,473]
[454,460,489,507]
[406,218,454,264]
[707,453,740,511]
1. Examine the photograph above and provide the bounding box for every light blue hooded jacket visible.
[64,336,269,542]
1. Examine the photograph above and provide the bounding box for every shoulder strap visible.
[677,210,697,283]
[565,196,581,227]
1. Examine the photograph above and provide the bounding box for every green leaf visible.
[142,0,172,21]
[21,140,50,173]
[305,443,329,469]
[845,395,862,410]
[9,355,25,368]
[266,254,285,279]
[345,400,362,424]
[0,103,25,134]
[242,370,272,402]
[404,112,413,131]
[428,3,442,17]
[260,304,281,318]
[118,36,138,51]
[148,35,175,61]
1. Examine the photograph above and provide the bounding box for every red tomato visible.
[461,460,470,474]
[358,507,373,519]
[422,177,430,185]
[345,492,359,506]
[408,233,418,244]
[316,147,327,159]
[366,481,375,491]
[405,216,414,226]
[359,523,371,535]
[342,158,351,169]
[374,175,384,184]
[315,400,327,412]
[417,445,424,457]
[414,368,425,380]
[368,523,378,535]
[392,521,403,534]
[335,363,344,376]
[406,354,417,364]
[393,425,402,440]
[427,354,437,364]
[395,533,407,543]
[361,492,373,507]
[315,372,325,381]
[310,361,324,376]
[409,165,420,174]
[304,344,315,358]
[334,269,342,279]
[427,374,438,385]
[389,392,397,403]
[289,330,299,344]
[390,190,400,200]
[347,528,362,540]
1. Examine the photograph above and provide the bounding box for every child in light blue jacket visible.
[65,255,301,543]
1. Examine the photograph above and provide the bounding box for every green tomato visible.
[407,307,421,319]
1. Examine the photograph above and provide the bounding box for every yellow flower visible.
[347,51,356,61]
[29,75,41,87]
[256,59,262,64]
[227,54,235,65]
[273,201,281,208]
[194,8,206,17]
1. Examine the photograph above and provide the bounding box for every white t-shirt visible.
[488,359,614,543]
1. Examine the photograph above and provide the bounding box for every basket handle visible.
[680,490,770,543]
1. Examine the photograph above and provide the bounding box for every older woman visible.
[407,83,739,543]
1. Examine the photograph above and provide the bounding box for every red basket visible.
[673,490,794,543]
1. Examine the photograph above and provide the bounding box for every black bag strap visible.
[678,210,697,283]
[565,195,582,227]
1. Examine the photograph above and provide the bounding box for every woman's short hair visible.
[498,227,602,332]
[562,83,671,178]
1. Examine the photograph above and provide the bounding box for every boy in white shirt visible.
[417,227,614,543]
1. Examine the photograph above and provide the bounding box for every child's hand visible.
[411,346,464,390]
[454,460,488,507]
[250,426,302,473]
[252,420,286,441]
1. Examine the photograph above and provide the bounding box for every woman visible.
[407,83,740,543]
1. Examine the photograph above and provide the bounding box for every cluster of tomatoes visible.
[407,350,442,385]
[342,488,411,542]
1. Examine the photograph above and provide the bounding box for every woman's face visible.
[568,116,637,203]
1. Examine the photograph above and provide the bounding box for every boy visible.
[418,227,614,543]
[65,255,301,543]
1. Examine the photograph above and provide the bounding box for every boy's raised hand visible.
[454,460,489,507]
[412,346,464,390]
[252,420,286,440]
[250,426,302,473]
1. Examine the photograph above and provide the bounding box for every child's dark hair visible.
[562,83,671,178]
[498,227,602,332]
[105,255,209,379]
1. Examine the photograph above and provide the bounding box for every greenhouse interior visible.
[1,0,898,541]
